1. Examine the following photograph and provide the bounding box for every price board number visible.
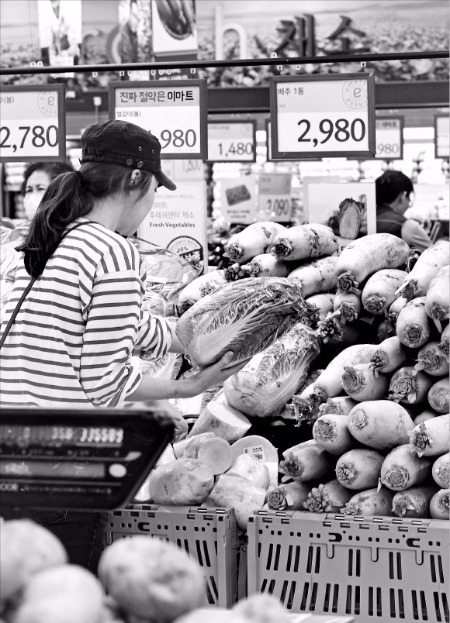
[258,173,292,223]
[109,80,207,160]
[374,116,404,160]
[207,120,256,162]
[0,85,65,162]
[270,73,375,159]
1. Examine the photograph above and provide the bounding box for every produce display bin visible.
[247,510,449,623]
[104,505,239,608]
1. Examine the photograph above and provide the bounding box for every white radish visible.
[348,400,414,451]
[381,444,432,490]
[432,452,449,488]
[397,239,450,300]
[361,269,407,315]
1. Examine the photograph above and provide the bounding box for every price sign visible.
[109,80,207,159]
[207,120,256,162]
[270,73,376,159]
[373,116,404,160]
[435,114,449,159]
[265,120,306,162]
[258,173,292,223]
[0,85,65,162]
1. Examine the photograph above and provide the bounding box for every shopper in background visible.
[375,170,432,251]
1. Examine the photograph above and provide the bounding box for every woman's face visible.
[117,175,159,236]
[24,170,51,219]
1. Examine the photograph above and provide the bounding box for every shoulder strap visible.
[0,221,87,350]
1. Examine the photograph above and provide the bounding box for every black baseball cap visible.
[80,119,176,191]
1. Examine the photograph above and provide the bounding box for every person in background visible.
[375,170,432,251]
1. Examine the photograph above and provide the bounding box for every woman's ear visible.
[130,169,143,186]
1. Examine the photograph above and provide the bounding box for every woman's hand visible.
[186,351,246,396]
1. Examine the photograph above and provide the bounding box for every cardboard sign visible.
[374,116,404,160]
[138,182,207,270]
[270,73,376,159]
[435,114,449,159]
[207,120,256,162]
[0,85,65,162]
[258,172,292,222]
[109,80,207,159]
[220,176,258,224]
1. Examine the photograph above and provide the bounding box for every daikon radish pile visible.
[313,414,354,455]
[287,256,338,296]
[415,341,450,377]
[225,222,285,263]
[270,224,338,261]
[335,449,384,490]
[392,485,438,518]
[318,396,357,416]
[347,401,414,450]
[380,444,432,490]
[361,269,407,315]
[414,410,438,426]
[341,487,395,516]
[396,297,431,349]
[397,239,450,301]
[306,293,335,319]
[425,265,450,331]
[317,314,361,346]
[187,399,251,443]
[177,270,227,315]
[149,459,214,505]
[240,254,290,278]
[334,233,410,294]
[341,363,389,401]
[226,453,270,490]
[432,452,449,488]
[279,440,333,482]
[370,336,408,376]
[333,291,362,323]
[303,479,353,513]
[428,378,450,413]
[409,414,450,457]
[182,433,232,476]
[205,474,267,530]
[266,481,312,511]
[388,366,434,404]
[438,323,450,361]
[430,488,449,519]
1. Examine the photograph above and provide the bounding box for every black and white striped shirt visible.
[0,219,172,407]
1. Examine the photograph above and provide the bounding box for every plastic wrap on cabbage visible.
[223,323,320,417]
[176,277,308,368]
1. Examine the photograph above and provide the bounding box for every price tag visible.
[207,120,256,162]
[0,85,65,162]
[109,80,207,159]
[265,120,305,162]
[258,173,292,222]
[435,114,449,159]
[374,116,404,160]
[270,73,376,159]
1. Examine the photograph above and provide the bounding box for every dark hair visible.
[21,161,75,195]
[375,170,414,205]
[18,162,152,278]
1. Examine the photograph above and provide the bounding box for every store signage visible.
[435,114,449,159]
[207,120,256,162]
[138,182,208,271]
[270,73,376,159]
[258,173,292,222]
[0,85,66,163]
[265,120,305,162]
[220,176,258,224]
[109,80,207,159]
[373,116,404,160]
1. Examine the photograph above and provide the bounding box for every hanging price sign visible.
[0,85,66,162]
[207,120,256,162]
[373,116,404,160]
[109,80,207,159]
[270,73,376,159]
[435,114,449,159]
[258,173,292,223]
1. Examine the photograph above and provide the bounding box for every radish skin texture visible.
[415,341,450,377]
[370,336,408,375]
[303,479,353,513]
[225,222,285,263]
[318,397,357,417]
[430,488,449,519]
[361,269,407,315]
[396,297,431,349]
[348,401,414,450]
[288,256,338,297]
[381,444,433,490]
[306,293,335,319]
[438,323,450,362]
[267,481,312,510]
[313,414,354,455]
[432,452,449,488]
[392,485,438,518]
[397,239,450,301]
[336,449,384,490]
[427,378,450,414]
[334,233,410,293]
[409,414,450,457]
[241,254,290,278]
[389,296,409,316]
[271,224,338,261]
[425,265,450,331]
[341,363,389,402]
[341,487,395,516]
[388,366,434,405]
[414,410,438,426]
[333,291,362,323]
[280,440,333,482]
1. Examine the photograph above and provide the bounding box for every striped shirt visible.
[0,219,172,407]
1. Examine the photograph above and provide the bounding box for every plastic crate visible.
[104,505,238,608]
[247,511,449,623]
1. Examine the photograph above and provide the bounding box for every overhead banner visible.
[207,120,256,163]
[220,176,258,224]
[270,73,376,159]
[0,85,66,163]
[151,0,197,58]
[37,0,82,69]
[118,0,152,64]
[109,80,208,159]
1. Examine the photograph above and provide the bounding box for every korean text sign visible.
[207,121,256,162]
[109,80,207,159]
[270,73,376,159]
[373,117,404,160]
[0,85,66,162]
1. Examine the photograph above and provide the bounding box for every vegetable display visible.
[270,224,338,261]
